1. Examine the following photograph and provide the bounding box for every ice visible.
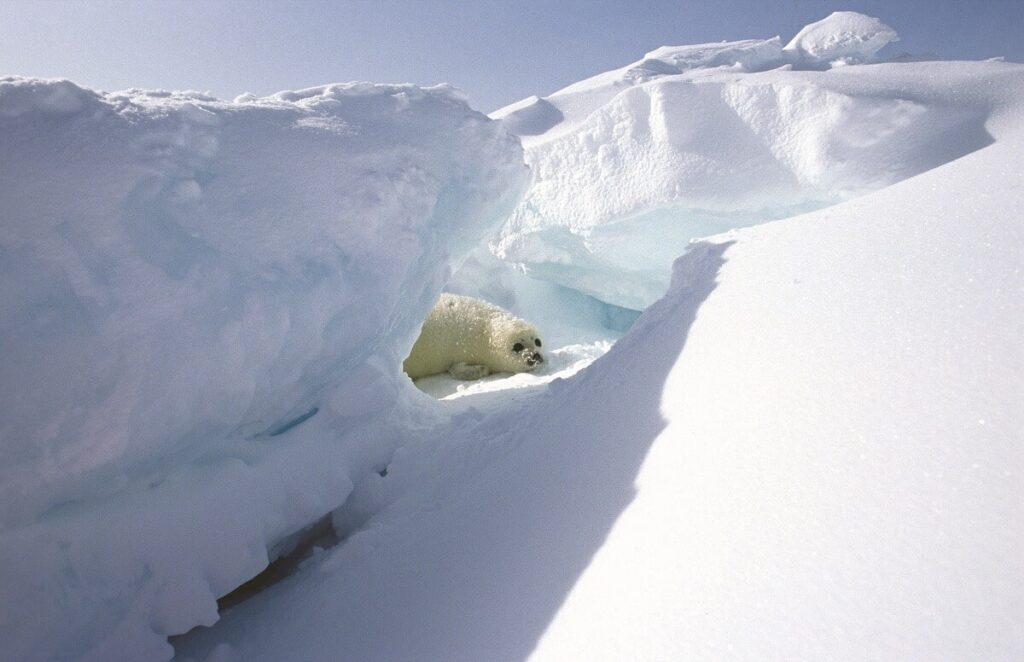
[784,11,899,64]
[485,13,987,311]
[4,10,1024,662]
[445,246,639,348]
[491,37,789,148]
[175,105,1024,660]
[0,77,525,523]
[0,76,526,659]
[490,65,994,310]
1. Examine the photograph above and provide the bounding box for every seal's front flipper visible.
[449,362,490,380]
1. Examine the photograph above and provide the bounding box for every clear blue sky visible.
[1,0,1021,113]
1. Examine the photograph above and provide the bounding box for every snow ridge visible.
[0,76,526,660]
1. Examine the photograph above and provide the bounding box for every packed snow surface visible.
[3,10,1024,662]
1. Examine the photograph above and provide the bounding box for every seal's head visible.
[491,318,546,374]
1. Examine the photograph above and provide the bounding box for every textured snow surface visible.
[177,102,1024,661]
[784,11,899,63]
[0,76,526,660]
[488,12,996,311]
[3,11,1024,662]
[177,37,1023,662]
[529,132,1024,662]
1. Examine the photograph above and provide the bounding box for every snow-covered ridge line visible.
[0,75,527,660]
[491,12,901,139]
[484,12,1022,312]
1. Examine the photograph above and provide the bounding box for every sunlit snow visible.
[1,11,1022,662]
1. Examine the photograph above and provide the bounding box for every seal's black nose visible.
[526,352,544,367]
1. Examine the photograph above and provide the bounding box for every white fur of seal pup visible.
[404,293,545,380]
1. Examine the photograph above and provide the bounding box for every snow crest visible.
[487,12,994,311]
[784,11,899,64]
[0,76,526,660]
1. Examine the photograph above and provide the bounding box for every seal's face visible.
[508,333,545,371]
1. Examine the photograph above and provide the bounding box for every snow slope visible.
[0,77,526,660]
[530,115,1024,662]
[177,56,1024,662]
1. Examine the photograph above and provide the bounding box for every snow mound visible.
[0,76,526,660]
[784,11,899,64]
[491,37,788,146]
[491,60,998,310]
[176,62,1024,660]
[484,13,989,312]
[5,12,1024,661]
[494,95,564,137]
[0,77,523,524]
[639,37,784,75]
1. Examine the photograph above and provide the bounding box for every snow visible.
[175,98,1024,660]
[412,341,609,401]
[529,131,1024,662]
[3,10,1024,662]
[0,76,526,660]
[487,14,994,311]
[784,11,899,64]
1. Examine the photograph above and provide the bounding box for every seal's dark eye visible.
[535,339,542,347]
[512,343,524,352]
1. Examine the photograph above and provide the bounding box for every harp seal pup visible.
[404,293,545,380]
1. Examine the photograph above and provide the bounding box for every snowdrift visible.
[784,11,900,64]
[180,58,1024,661]
[4,9,1024,662]
[0,77,526,660]
[488,13,998,311]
